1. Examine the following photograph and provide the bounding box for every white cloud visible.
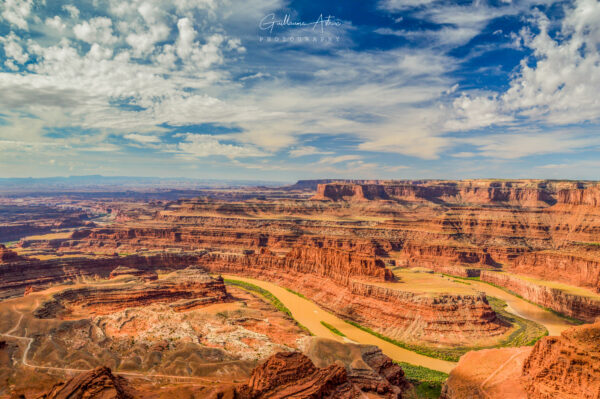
[288,146,332,158]
[502,0,600,124]
[445,93,512,131]
[317,155,362,164]
[125,133,160,143]
[73,17,118,45]
[177,134,268,158]
[0,32,29,64]
[45,16,66,32]
[460,131,600,159]
[1,0,33,30]
[447,0,600,130]
[63,5,80,19]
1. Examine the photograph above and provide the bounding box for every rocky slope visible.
[200,247,505,346]
[0,244,23,263]
[481,270,600,322]
[237,351,359,398]
[37,366,136,399]
[0,252,204,299]
[522,321,600,399]
[442,321,600,399]
[37,346,411,399]
[34,266,230,317]
[303,338,412,396]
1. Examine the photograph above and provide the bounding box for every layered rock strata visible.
[108,266,158,281]
[522,321,600,399]
[442,321,600,399]
[481,270,600,322]
[37,366,135,399]
[0,252,204,299]
[0,244,23,263]
[34,267,229,317]
[200,249,505,345]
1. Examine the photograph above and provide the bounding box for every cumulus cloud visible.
[177,134,268,158]
[1,0,33,30]
[63,5,80,19]
[0,32,29,66]
[447,0,600,130]
[502,0,600,124]
[73,17,118,45]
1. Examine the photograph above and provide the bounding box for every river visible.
[222,274,576,374]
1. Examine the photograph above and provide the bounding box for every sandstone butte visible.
[441,320,600,399]
[36,341,412,399]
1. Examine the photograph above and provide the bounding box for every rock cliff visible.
[37,366,135,399]
[200,249,506,346]
[34,266,229,317]
[442,321,600,399]
[0,252,204,299]
[0,244,22,263]
[312,180,564,206]
[522,321,600,399]
[480,271,600,322]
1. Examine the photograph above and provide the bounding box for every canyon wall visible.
[522,321,600,399]
[199,248,505,346]
[34,267,229,317]
[0,252,203,300]
[313,180,600,207]
[312,180,563,206]
[480,271,600,322]
[442,321,600,399]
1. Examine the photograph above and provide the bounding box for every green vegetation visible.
[475,277,585,325]
[574,241,600,247]
[446,273,585,325]
[320,321,346,337]
[488,296,548,346]
[224,278,313,335]
[285,287,308,299]
[396,362,448,399]
[344,296,548,362]
[343,319,460,362]
[452,279,471,285]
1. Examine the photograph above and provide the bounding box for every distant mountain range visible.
[0,175,289,189]
[0,175,292,196]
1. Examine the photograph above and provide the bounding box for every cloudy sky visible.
[0,0,599,180]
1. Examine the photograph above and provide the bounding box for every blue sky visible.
[0,0,599,180]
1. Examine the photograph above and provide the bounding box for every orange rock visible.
[522,321,600,399]
[37,366,135,399]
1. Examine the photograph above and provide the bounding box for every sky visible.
[0,0,599,181]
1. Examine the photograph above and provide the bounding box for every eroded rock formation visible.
[0,244,22,263]
[108,266,158,281]
[34,266,229,318]
[37,366,135,399]
[199,248,505,345]
[0,252,204,299]
[481,271,600,322]
[522,321,600,399]
[442,321,600,399]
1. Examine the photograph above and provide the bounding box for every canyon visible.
[441,320,600,399]
[1,179,600,398]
